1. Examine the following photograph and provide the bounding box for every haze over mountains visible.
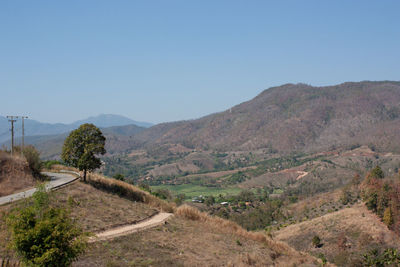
[0,114,153,143]
[5,81,400,158]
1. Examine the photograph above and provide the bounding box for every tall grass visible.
[86,173,175,213]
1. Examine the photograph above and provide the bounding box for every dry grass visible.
[86,172,175,213]
[0,151,35,197]
[275,203,400,266]
[54,182,158,232]
[47,165,175,212]
[47,164,80,172]
[175,205,323,266]
[0,181,159,257]
[73,215,321,267]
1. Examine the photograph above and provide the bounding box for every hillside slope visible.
[0,151,35,196]
[0,173,322,266]
[16,81,400,159]
[129,81,400,153]
[274,203,400,266]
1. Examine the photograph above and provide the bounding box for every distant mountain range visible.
[0,114,153,144]
[5,81,400,159]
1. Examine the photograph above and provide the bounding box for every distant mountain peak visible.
[0,114,153,143]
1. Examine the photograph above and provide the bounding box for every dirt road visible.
[90,212,173,242]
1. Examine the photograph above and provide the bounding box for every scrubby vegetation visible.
[6,184,87,266]
[21,145,42,178]
[361,166,400,235]
[0,147,43,196]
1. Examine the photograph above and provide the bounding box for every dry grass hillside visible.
[0,151,35,196]
[74,205,323,267]
[274,203,400,266]
[125,81,400,153]
[1,171,326,266]
[0,181,158,258]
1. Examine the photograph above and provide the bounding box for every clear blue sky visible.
[1,1,399,124]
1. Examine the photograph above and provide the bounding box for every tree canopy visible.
[61,123,106,181]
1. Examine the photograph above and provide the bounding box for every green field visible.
[151,184,242,199]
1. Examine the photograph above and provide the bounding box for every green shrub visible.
[312,235,321,248]
[317,253,327,264]
[113,173,125,181]
[43,160,62,169]
[6,184,87,266]
[153,188,172,200]
[365,192,378,212]
[363,248,400,266]
[370,166,384,179]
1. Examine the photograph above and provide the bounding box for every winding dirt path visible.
[90,212,173,242]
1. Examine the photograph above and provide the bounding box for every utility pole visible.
[6,116,18,156]
[21,116,28,154]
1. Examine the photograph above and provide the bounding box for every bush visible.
[312,235,321,248]
[113,173,125,181]
[365,192,378,212]
[153,188,172,200]
[383,207,393,227]
[43,160,63,169]
[174,194,186,206]
[6,184,87,266]
[22,145,42,178]
[370,166,384,179]
[363,248,400,266]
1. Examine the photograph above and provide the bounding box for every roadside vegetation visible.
[0,146,43,197]
[5,184,87,266]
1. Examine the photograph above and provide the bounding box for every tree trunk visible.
[83,169,87,182]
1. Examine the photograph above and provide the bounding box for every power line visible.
[21,116,28,154]
[6,116,18,156]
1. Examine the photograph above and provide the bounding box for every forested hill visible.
[128,81,400,153]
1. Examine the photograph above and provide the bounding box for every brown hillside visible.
[274,203,400,266]
[28,81,400,159]
[74,205,323,267]
[0,173,325,266]
[128,81,400,153]
[0,151,35,197]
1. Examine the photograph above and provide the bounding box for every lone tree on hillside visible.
[61,123,106,182]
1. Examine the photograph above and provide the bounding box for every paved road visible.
[91,212,174,242]
[0,172,79,206]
